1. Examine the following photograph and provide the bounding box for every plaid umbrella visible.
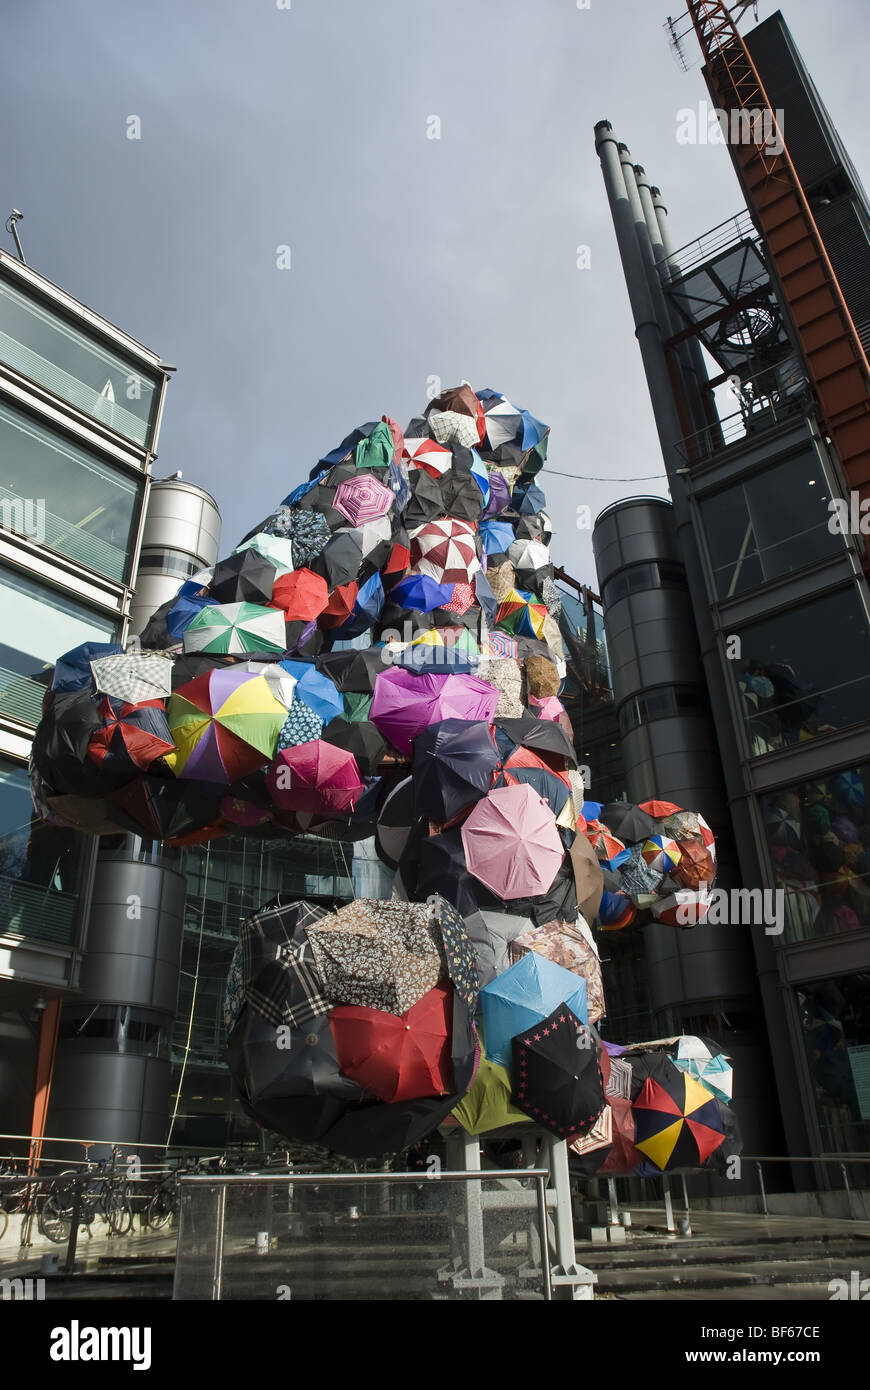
[511,1007,606,1141]
[90,651,174,704]
[167,668,287,782]
[426,894,480,1009]
[239,896,330,1027]
[183,601,286,655]
[619,844,664,902]
[409,518,480,584]
[306,899,446,1015]
[334,473,394,525]
[87,695,175,776]
[330,984,454,1103]
[425,382,486,443]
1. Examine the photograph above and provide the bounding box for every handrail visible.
[177,1169,550,1185]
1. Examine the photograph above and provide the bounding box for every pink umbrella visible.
[370,668,499,755]
[266,741,364,812]
[333,473,394,525]
[461,783,564,900]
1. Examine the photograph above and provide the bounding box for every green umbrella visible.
[451,1037,531,1136]
[233,532,295,576]
[343,691,374,722]
[354,421,394,470]
[183,602,287,655]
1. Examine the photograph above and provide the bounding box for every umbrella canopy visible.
[108,773,222,840]
[183,601,286,656]
[276,698,324,749]
[672,1036,734,1103]
[276,661,343,722]
[403,468,447,528]
[167,668,287,782]
[461,783,564,900]
[672,839,716,889]
[480,519,517,556]
[90,651,174,704]
[495,715,577,768]
[389,574,455,613]
[438,468,485,523]
[267,569,329,622]
[639,799,683,819]
[370,668,498,755]
[569,831,606,925]
[452,1038,530,1135]
[228,1005,363,1104]
[51,641,124,692]
[315,648,385,693]
[315,531,366,587]
[330,984,454,1103]
[403,436,452,477]
[321,716,387,776]
[87,695,175,777]
[480,952,588,1067]
[633,1070,726,1171]
[463,909,532,986]
[232,532,294,577]
[601,802,658,844]
[329,572,384,639]
[374,775,419,870]
[494,589,548,640]
[333,473,394,525]
[267,741,364,812]
[264,507,332,565]
[425,383,486,440]
[409,518,480,584]
[412,718,499,823]
[416,829,498,917]
[641,835,682,874]
[619,844,665,903]
[210,549,278,605]
[307,899,445,1015]
[510,1008,606,1141]
[425,895,480,1009]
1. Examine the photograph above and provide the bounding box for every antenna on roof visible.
[5,209,26,263]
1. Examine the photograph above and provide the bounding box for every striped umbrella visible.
[183,602,287,655]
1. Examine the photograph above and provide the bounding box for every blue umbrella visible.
[481,953,588,1067]
[480,520,516,556]
[582,801,603,821]
[283,470,328,505]
[474,568,499,624]
[167,593,220,640]
[52,641,124,692]
[513,482,547,516]
[468,450,491,507]
[389,574,454,612]
[278,661,344,722]
[329,572,384,640]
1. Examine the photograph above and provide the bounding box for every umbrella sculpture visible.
[632,1069,726,1170]
[29,381,728,1163]
[452,1036,531,1135]
[511,1007,606,1141]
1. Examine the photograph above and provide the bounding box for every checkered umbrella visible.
[409,518,480,584]
[90,651,174,704]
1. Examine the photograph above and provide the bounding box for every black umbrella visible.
[227,1004,363,1104]
[106,773,222,839]
[31,689,105,795]
[311,530,365,587]
[315,648,385,693]
[416,829,500,916]
[403,469,445,528]
[374,775,420,871]
[169,653,234,689]
[498,856,577,927]
[601,802,657,844]
[510,1006,606,1141]
[209,549,278,605]
[412,719,499,823]
[495,715,577,768]
[321,717,388,776]
[438,469,484,523]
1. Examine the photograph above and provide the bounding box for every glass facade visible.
[617,684,708,737]
[0,400,143,582]
[734,588,870,755]
[700,451,843,600]
[601,559,687,607]
[761,761,870,943]
[0,565,118,726]
[0,759,91,946]
[795,976,870,1154]
[0,275,160,448]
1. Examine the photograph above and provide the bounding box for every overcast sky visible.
[4,0,869,583]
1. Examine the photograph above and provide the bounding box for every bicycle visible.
[0,1159,31,1241]
[39,1157,134,1244]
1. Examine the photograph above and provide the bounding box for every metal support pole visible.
[607,1177,620,1226]
[756,1161,768,1217]
[64,1178,83,1274]
[535,1175,553,1302]
[840,1163,857,1221]
[662,1175,675,1233]
[680,1174,693,1237]
[211,1186,227,1301]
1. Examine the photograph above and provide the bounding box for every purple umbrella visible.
[333,473,394,525]
[370,668,499,755]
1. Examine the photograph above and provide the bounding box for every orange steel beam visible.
[28,997,61,1175]
[685,2,870,500]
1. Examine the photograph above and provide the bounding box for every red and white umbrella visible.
[403,437,452,478]
[410,518,480,584]
[333,473,394,525]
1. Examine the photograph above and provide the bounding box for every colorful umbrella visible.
[183,601,286,655]
[672,1036,734,1103]
[409,518,480,584]
[511,1008,606,1141]
[461,783,564,899]
[412,718,499,823]
[87,695,175,776]
[425,895,480,1009]
[480,951,588,1067]
[494,588,548,640]
[370,668,498,755]
[90,651,174,704]
[403,437,452,478]
[651,890,711,928]
[641,835,682,874]
[633,1070,725,1170]
[267,741,364,812]
[167,668,287,782]
[306,899,445,1015]
[330,984,454,1102]
[333,473,394,525]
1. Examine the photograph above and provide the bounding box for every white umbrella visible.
[90,651,174,703]
[233,532,294,576]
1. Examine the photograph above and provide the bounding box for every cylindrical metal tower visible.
[128,477,221,636]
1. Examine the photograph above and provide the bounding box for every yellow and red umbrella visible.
[632,1069,725,1170]
[167,668,286,783]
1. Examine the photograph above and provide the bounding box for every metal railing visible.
[663,209,759,279]
[174,1168,554,1301]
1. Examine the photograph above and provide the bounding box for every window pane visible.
[794,977,870,1154]
[0,400,142,581]
[0,277,159,448]
[701,452,843,599]
[736,588,870,753]
[0,759,89,946]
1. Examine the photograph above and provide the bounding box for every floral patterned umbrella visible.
[306,899,445,1015]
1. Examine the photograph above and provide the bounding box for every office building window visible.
[137,549,201,580]
[734,588,870,755]
[0,400,143,581]
[0,276,160,448]
[601,560,686,607]
[794,977,870,1155]
[0,567,118,726]
[761,761,870,944]
[700,451,843,600]
[0,759,90,947]
[618,684,707,736]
